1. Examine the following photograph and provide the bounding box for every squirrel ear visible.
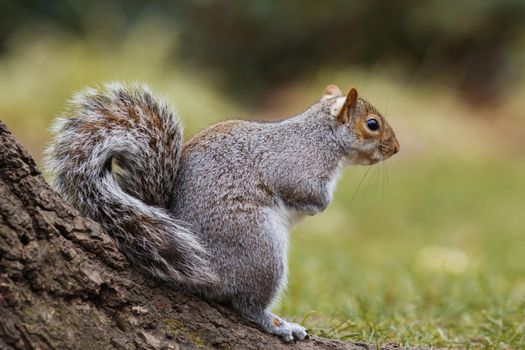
[336,87,358,123]
[321,84,343,101]
[345,88,358,108]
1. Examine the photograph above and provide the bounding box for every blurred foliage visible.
[1,0,525,103]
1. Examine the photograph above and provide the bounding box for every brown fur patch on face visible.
[347,99,384,139]
[272,318,281,327]
[348,98,399,161]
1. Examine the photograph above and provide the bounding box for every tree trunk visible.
[0,121,401,350]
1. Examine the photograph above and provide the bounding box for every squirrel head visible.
[321,85,400,165]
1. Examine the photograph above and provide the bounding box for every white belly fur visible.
[263,165,342,306]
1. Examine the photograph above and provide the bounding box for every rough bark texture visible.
[0,121,404,350]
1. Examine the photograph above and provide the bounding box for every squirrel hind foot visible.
[263,314,308,343]
[241,309,308,342]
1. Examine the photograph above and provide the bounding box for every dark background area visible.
[2,0,524,104]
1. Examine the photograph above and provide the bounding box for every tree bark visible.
[0,121,401,350]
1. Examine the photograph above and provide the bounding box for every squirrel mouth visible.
[351,152,381,165]
[346,148,391,165]
[371,149,397,164]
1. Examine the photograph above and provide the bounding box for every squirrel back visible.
[45,83,216,285]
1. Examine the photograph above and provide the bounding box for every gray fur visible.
[46,82,398,342]
[45,83,216,286]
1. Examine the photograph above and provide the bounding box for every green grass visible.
[278,158,525,349]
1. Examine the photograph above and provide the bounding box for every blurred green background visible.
[1,1,524,348]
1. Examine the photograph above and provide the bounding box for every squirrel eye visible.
[366,118,380,131]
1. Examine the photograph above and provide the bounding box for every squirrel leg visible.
[231,298,308,342]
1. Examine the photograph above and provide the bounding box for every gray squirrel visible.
[46,82,399,342]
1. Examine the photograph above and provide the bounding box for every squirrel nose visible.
[392,139,400,154]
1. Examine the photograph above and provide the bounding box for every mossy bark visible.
[0,121,403,350]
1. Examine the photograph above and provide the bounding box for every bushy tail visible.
[46,82,216,285]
